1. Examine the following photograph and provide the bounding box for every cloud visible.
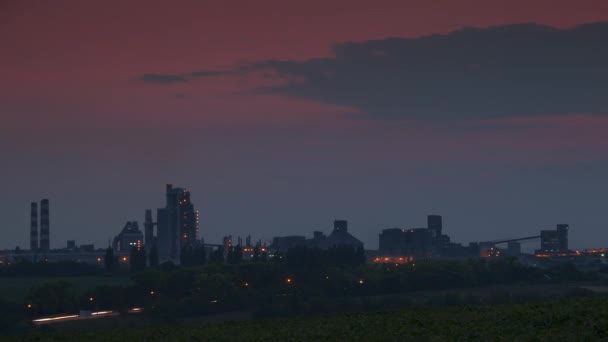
[190,70,226,77]
[246,22,608,121]
[139,70,228,84]
[140,73,187,84]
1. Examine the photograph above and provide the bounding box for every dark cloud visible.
[248,22,608,121]
[139,70,228,84]
[190,70,226,77]
[140,73,187,84]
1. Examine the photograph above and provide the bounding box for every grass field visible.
[0,277,132,304]
[15,296,608,341]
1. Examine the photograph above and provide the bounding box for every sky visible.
[1,0,608,251]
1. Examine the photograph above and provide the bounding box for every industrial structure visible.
[30,202,38,251]
[271,220,364,252]
[145,184,200,263]
[29,199,50,252]
[3,191,603,269]
[112,221,144,253]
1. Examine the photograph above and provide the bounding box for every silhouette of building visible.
[144,209,156,250]
[271,236,306,252]
[379,228,431,257]
[556,224,569,252]
[270,220,364,252]
[30,202,38,251]
[315,220,364,250]
[507,241,521,257]
[379,228,405,255]
[427,215,442,242]
[155,184,199,262]
[113,221,143,253]
[39,199,50,251]
[538,224,569,255]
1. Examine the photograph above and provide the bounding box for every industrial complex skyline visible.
[7,184,597,259]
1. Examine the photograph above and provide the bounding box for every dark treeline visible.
[0,260,101,277]
[1,245,605,334]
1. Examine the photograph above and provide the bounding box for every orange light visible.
[122,257,127,262]
[286,278,292,284]
[89,297,94,302]
[97,257,102,262]
[150,290,155,295]
[27,304,32,308]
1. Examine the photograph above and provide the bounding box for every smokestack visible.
[144,209,154,248]
[40,199,50,251]
[30,202,38,251]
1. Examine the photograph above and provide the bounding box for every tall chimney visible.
[144,209,154,248]
[40,199,50,251]
[30,202,38,251]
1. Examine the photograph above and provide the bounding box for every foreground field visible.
[18,296,608,341]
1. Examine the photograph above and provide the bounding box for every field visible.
[16,296,608,341]
[0,276,132,304]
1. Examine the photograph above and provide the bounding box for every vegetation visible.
[13,297,608,341]
[1,245,606,336]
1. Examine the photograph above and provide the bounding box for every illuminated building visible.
[538,224,569,255]
[378,227,432,258]
[112,221,144,253]
[156,184,199,262]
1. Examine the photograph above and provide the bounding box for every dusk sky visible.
[2,0,608,251]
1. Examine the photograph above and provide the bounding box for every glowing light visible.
[96,257,102,262]
[122,257,127,262]
[33,314,79,323]
[89,297,94,302]
[358,279,364,284]
[244,282,249,287]
[150,290,155,295]
[27,304,32,308]
[286,278,292,284]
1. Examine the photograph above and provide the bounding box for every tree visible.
[130,247,147,273]
[104,247,117,272]
[180,245,193,267]
[149,245,159,269]
[252,247,260,262]
[27,280,76,315]
[193,245,207,266]
[355,245,366,265]
[209,246,225,264]
[232,245,243,264]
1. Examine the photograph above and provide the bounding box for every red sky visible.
[1,0,607,250]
